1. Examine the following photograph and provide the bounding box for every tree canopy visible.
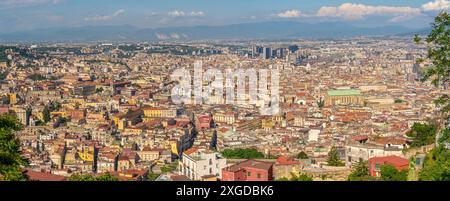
[160,162,178,173]
[347,161,377,181]
[438,128,450,145]
[43,105,51,123]
[413,12,450,181]
[326,146,345,166]
[414,11,450,114]
[221,148,264,159]
[297,151,309,159]
[68,173,119,181]
[406,123,437,147]
[419,146,450,181]
[276,172,313,181]
[147,172,160,181]
[0,114,28,181]
[380,164,408,181]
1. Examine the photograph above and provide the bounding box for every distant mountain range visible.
[0,21,430,42]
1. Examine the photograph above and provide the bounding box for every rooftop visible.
[327,89,361,96]
[224,159,273,172]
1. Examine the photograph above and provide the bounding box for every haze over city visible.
[0,0,449,195]
[0,0,449,41]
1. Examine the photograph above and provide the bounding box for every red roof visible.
[369,156,409,169]
[24,170,67,181]
[224,159,273,172]
[352,135,368,141]
[183,147,198,155]
[276,156,301,165]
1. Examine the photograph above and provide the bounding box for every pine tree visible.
[0,114,28,181]
[43,105,51,123]
[326,146,344,166]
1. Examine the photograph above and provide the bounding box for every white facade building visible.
[179,148,227,180]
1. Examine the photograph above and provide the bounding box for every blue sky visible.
[0,0,449,33]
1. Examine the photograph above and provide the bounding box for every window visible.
[247,171,251,177]
[257,173,261,179]
[375,163,380,170]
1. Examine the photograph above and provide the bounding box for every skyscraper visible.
[262,47,271,59]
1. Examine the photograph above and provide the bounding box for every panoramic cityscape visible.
[0,0,449,184]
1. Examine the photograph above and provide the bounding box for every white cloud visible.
[388,15,416,23]
[316,3,422,21]
[84,9,125,21]
[168,10,205,17]
[422,0,450,11]
[168,10,185,17]
[276,9,302,18]
[190,11,204,17]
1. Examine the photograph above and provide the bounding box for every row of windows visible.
[246,171,262,179]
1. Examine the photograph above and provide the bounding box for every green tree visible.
[95,173,119,181]
[275,177,290,181]
[68,174,95,181]
[438,128,450,145]
[147,172,160,181]
[292,173,313,181]
[347,161,377,181]
[160,161,178,173]
[221,148,265,159]
[297,151,309,159]
[0,114,28,181]
[419,146,450,181]
[380,164,408,181]
[317,97,325,108]
[43,105,51,123]
[49,102,61,111]
[0,71,9,81]
[69,173,119,181]
[326,146,344,166]
[406,123,437,147]
[414,12,450,114]
[277,172,313,181]
[26,74,47,81]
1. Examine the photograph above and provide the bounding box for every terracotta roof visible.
[183,147,198,155]
[276,156,301,165]
[24,169,67,181]
[375,137,407,145]
[352,135,368,141]
[224,159,273,172]
[170,175,190,181]
[369,156,409,168]
[118,155,129,161]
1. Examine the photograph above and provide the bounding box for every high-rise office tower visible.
[262,47,271,59]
